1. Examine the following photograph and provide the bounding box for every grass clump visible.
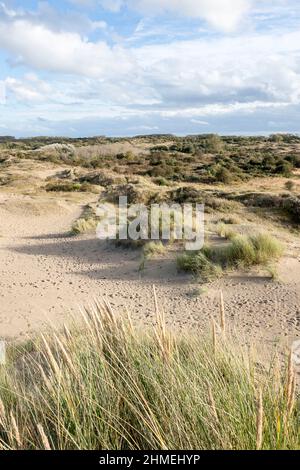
[0,300,298,450]
[139,241,166,270]
[178,233,283,280]
[285,180,295,192]
[204,233,283,269]
[177,251,222,282]
[71,204,99,235]
[71,217,98,235]
[143,241,166,258]
[249,233,284,265]
[218,215,242,225]
[215,223,237,240]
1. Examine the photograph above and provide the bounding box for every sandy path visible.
[0,191,300,352]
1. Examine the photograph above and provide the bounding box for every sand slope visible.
[0,191,300,352]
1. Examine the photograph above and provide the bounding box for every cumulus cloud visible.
[2,15,300,114]
[3,27,300,117]
[0,18,133,77]
[0,80,5,104]
[132,30,300,109]
[1,0,300,136]
[5,75,51,102]
[97,0,252,32]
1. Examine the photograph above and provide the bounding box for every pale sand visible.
[0,189,300,352]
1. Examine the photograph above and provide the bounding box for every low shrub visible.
[218,215,242,225]
[153,177,169,186]
[139,241,166,270]
[285,181,295,191]
[214,166,236,184]
[45,181,94,192]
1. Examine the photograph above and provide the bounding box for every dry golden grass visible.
[0,291,298,450]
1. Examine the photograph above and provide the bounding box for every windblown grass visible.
[177,251,222,282]
[71,205,99,235]
[177,233,283,280]
[0,293,298,450]
[204,233,283,269]
[71,217,98,235]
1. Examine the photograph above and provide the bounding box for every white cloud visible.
[5,75,52,102]
[98,0,253,32]
[132,30,300,109]
[0,19,133,77]
[0,2,108,37]
[191,119,209,125]
[160,101,291,119]
[1,0,300,136]
[2,21,300,117]
[0,80,6,104]
[0,1,17,17]
[127,0,251,32]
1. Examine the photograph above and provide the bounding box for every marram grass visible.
[178,232,284,280]
[0,293,299,450]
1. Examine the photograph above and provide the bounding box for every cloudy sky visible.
[0,0,300,137]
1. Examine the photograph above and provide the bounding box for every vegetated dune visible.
[0,134,300,450]
[0,134,299,352]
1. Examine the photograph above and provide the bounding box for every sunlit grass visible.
[0,291,298,450]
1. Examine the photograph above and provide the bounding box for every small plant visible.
[187,286,208,298]
[265,265,279,281]
[214,166,235,184]
[71,217,98,235]
[177,251,222,282]
[249,233,283,265]
[139,241,166,270]
[143,241,166,258]
[285,180,295,191]
[71,205,99,235]
[215,223,237,240]
[218,215,242,225]
[153,177,169,186]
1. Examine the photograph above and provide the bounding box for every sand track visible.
[0,191,300,351]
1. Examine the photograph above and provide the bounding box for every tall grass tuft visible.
[204,233,283,269]
[0,295,298,450]
[256,388,264,450]
[177,233,283,281]
[177,251,222,282]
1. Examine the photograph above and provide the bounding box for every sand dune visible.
[0,190,300,352]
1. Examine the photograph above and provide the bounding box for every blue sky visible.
[0,0,300,137]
